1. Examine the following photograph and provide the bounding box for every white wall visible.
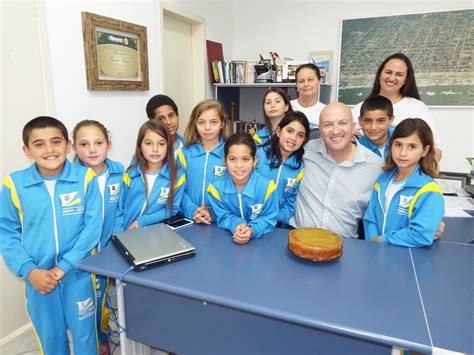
[0,0,52,339]
[231,0,474,173]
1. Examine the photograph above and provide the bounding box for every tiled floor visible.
[0,328,41,355]
[0,327,122,355]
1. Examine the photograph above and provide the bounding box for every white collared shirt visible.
[290,138,384,238]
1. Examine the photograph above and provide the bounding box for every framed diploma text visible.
[82,12,149,91]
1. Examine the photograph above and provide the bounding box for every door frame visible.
[160,4,206,104]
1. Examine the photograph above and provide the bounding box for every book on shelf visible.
[246,61,257,83]
[206,40,224,84]
[220,60,257,84]
[217,60,225,84]
[211,61,219,83]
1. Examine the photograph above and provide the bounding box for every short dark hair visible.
[295,63,321,81]
[370,52,420,100]
[224,132,256,158]
[23,116,68,146]
[360,95,394,118]
[145,95,179,119]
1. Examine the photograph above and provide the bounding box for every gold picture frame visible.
[81,12,149,91]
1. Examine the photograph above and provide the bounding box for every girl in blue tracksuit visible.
[256,111,310,227]
[72,120,125,352]
[253,88,293,147]
[208,133,278,244]
[178,99,228,224]
[115,120,186,232]
[363,118,445,247]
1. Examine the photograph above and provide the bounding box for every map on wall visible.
[338,9,474,106]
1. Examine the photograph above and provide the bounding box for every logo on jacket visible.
[397,195,413,215]
[214,166,226,178]
[59,191,84,216]
[77,297,95,320]
[108,183,120,203]
[284,177,297,192]
[250,203,263,219]
[108,183,120,196]
[59,191,80,207]
[157,187,169,204]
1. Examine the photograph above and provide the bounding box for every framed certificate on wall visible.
[82,12,149,91]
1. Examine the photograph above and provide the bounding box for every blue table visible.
[78,218,473,354]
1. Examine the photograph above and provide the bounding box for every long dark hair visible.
[384,118,437,177]
[130,120,177,213]
[262,88,293,133]
[265,111,310,169]
[370,53,420,100]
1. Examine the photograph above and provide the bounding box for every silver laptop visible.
[112,223,196,271]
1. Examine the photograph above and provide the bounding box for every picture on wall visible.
[309,51,333,84]
[82,12,149,91]
[338,9,473,106]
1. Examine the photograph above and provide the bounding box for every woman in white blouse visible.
[352,53,442,162]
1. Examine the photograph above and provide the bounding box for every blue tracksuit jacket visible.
[0,160,102,280]
[253,127,271,147]
[358,127,393,160]
[256,147,304,224]
[177,140,226,219]
[174,133,185,156]
[75,158,125,250]
[207,171,278,238]
[363,165,445,247]
[114,162,186,231]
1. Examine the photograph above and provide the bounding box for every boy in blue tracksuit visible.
[357,95,394,160]
[114,162,186,231]
[256,147,304,225]
[146,94,185,156]
[0,116,101,354]
[363,165,444,247]
[177,139,226,220]
[208,170,278,239]
[358,127,394,160]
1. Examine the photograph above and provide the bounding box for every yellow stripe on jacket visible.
[408,182,443,218]
[264,180,277,202]
[3,176,23,223]
[177,150,187,170]
[207,183,221,202]
[84,168,97,195]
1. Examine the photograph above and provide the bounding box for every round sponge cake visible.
[288,227,343,262]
